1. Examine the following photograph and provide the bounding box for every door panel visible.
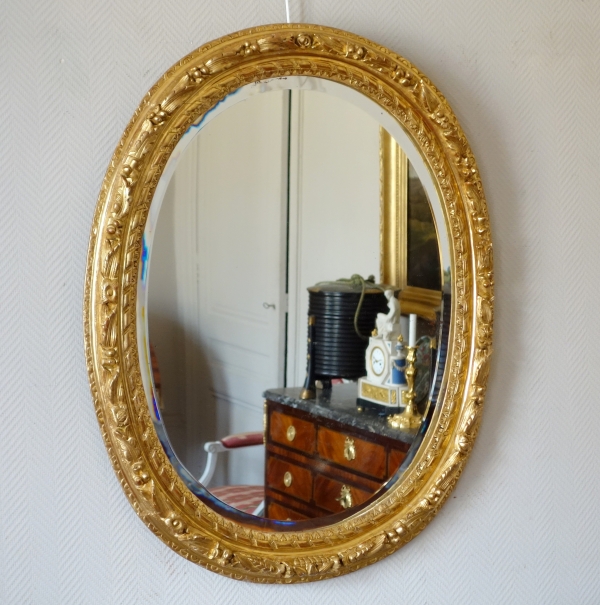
[151,90,289,486]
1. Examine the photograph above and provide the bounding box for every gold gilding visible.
[84,24,493,583]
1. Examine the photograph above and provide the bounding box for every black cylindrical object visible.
[307,283,391,380]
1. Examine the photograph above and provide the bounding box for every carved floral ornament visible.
[84,24,493,582]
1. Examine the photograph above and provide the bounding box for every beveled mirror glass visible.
[143,77,449,523]
[85,24,493,582]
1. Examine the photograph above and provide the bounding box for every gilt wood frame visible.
[84,24,493,583]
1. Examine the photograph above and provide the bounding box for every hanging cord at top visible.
[285,0,291,23]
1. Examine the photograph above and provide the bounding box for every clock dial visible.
[371,347,386,376]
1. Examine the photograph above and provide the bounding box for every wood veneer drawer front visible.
[266,501,308,521]
[388,448,407,476]
[269,409,315,454]
[313,476,373,514]
[266,457,312,502]
[317,427,386,479]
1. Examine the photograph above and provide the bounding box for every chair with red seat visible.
[199,431,265,516]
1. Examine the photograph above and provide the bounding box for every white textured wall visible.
[1,0,599,603]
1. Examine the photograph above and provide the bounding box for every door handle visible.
[263,302,276,310]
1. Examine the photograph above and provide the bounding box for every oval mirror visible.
[85,24,493,582]
[143,76,450,524]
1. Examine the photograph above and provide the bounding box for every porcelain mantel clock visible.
[358,290,413,411]
[358,335,405,408]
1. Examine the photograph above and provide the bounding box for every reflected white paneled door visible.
[173,91,289,486]
[286,91,381,386]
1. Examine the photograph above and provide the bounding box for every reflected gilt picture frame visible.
[380,128,443,321]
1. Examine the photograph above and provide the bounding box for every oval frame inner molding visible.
[84,23,493,583]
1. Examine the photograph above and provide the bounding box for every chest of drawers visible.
[263,385,415,520]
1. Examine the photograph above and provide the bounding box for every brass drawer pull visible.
[283,471,293,487]
[336,485,353,509]
[286,425,296,442]
[344,437,356,461]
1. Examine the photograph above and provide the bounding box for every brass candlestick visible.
[300,315,317,400]
[387,345,423,431]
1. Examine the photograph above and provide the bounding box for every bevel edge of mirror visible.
[138,74,451,529]
[84,23,493,583]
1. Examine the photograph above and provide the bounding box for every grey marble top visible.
[263,383,416,444]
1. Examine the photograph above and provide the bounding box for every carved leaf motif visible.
[113,428,140,462]
[311,34,347,56]
[477,243,493,279]
[417,81,440,114]
[104,366,121,401]
[202,53,240,75]
[474,351,491,389]
[113,178,132,219]
[465,181,484,213]
[444,131,467,158]
[291,555,341,577]
[255,35,298,53]
[101,310,117,348]
[111,405,128,427]
[476,296,493,348]
[403,501,434,530]
[176,531,214,557]
[102,243,121,280]
[231,552,289,576]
